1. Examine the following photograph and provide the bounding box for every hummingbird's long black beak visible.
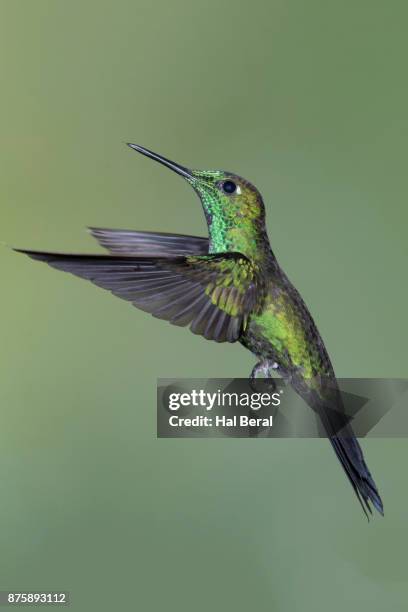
[127,143,193,180]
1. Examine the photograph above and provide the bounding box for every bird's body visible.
[16,144,383,517]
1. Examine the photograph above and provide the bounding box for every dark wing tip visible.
[13,248,50,261]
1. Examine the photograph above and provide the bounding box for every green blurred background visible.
[1,1,408,610]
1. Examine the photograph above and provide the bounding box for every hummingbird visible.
[15,143,383,517]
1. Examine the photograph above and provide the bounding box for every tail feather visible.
[330,435,384,518]
[304,382,384,518]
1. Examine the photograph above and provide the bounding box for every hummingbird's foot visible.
[249,360,278,393]
[248,361,280,437]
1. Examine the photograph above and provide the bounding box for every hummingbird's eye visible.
[221,180,237,194]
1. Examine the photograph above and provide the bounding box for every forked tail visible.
[303,380,384,518]
[329,435,384,518]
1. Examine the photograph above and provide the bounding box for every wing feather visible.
[89,228,209,256]
[15,249,263,343]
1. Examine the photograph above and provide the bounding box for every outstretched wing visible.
[16,250,262,343]
[88,227,209,256]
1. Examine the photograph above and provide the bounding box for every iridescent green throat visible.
[192,173,268,261]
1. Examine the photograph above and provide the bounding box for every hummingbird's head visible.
[127,144,267,254]
[187,168,266,226]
